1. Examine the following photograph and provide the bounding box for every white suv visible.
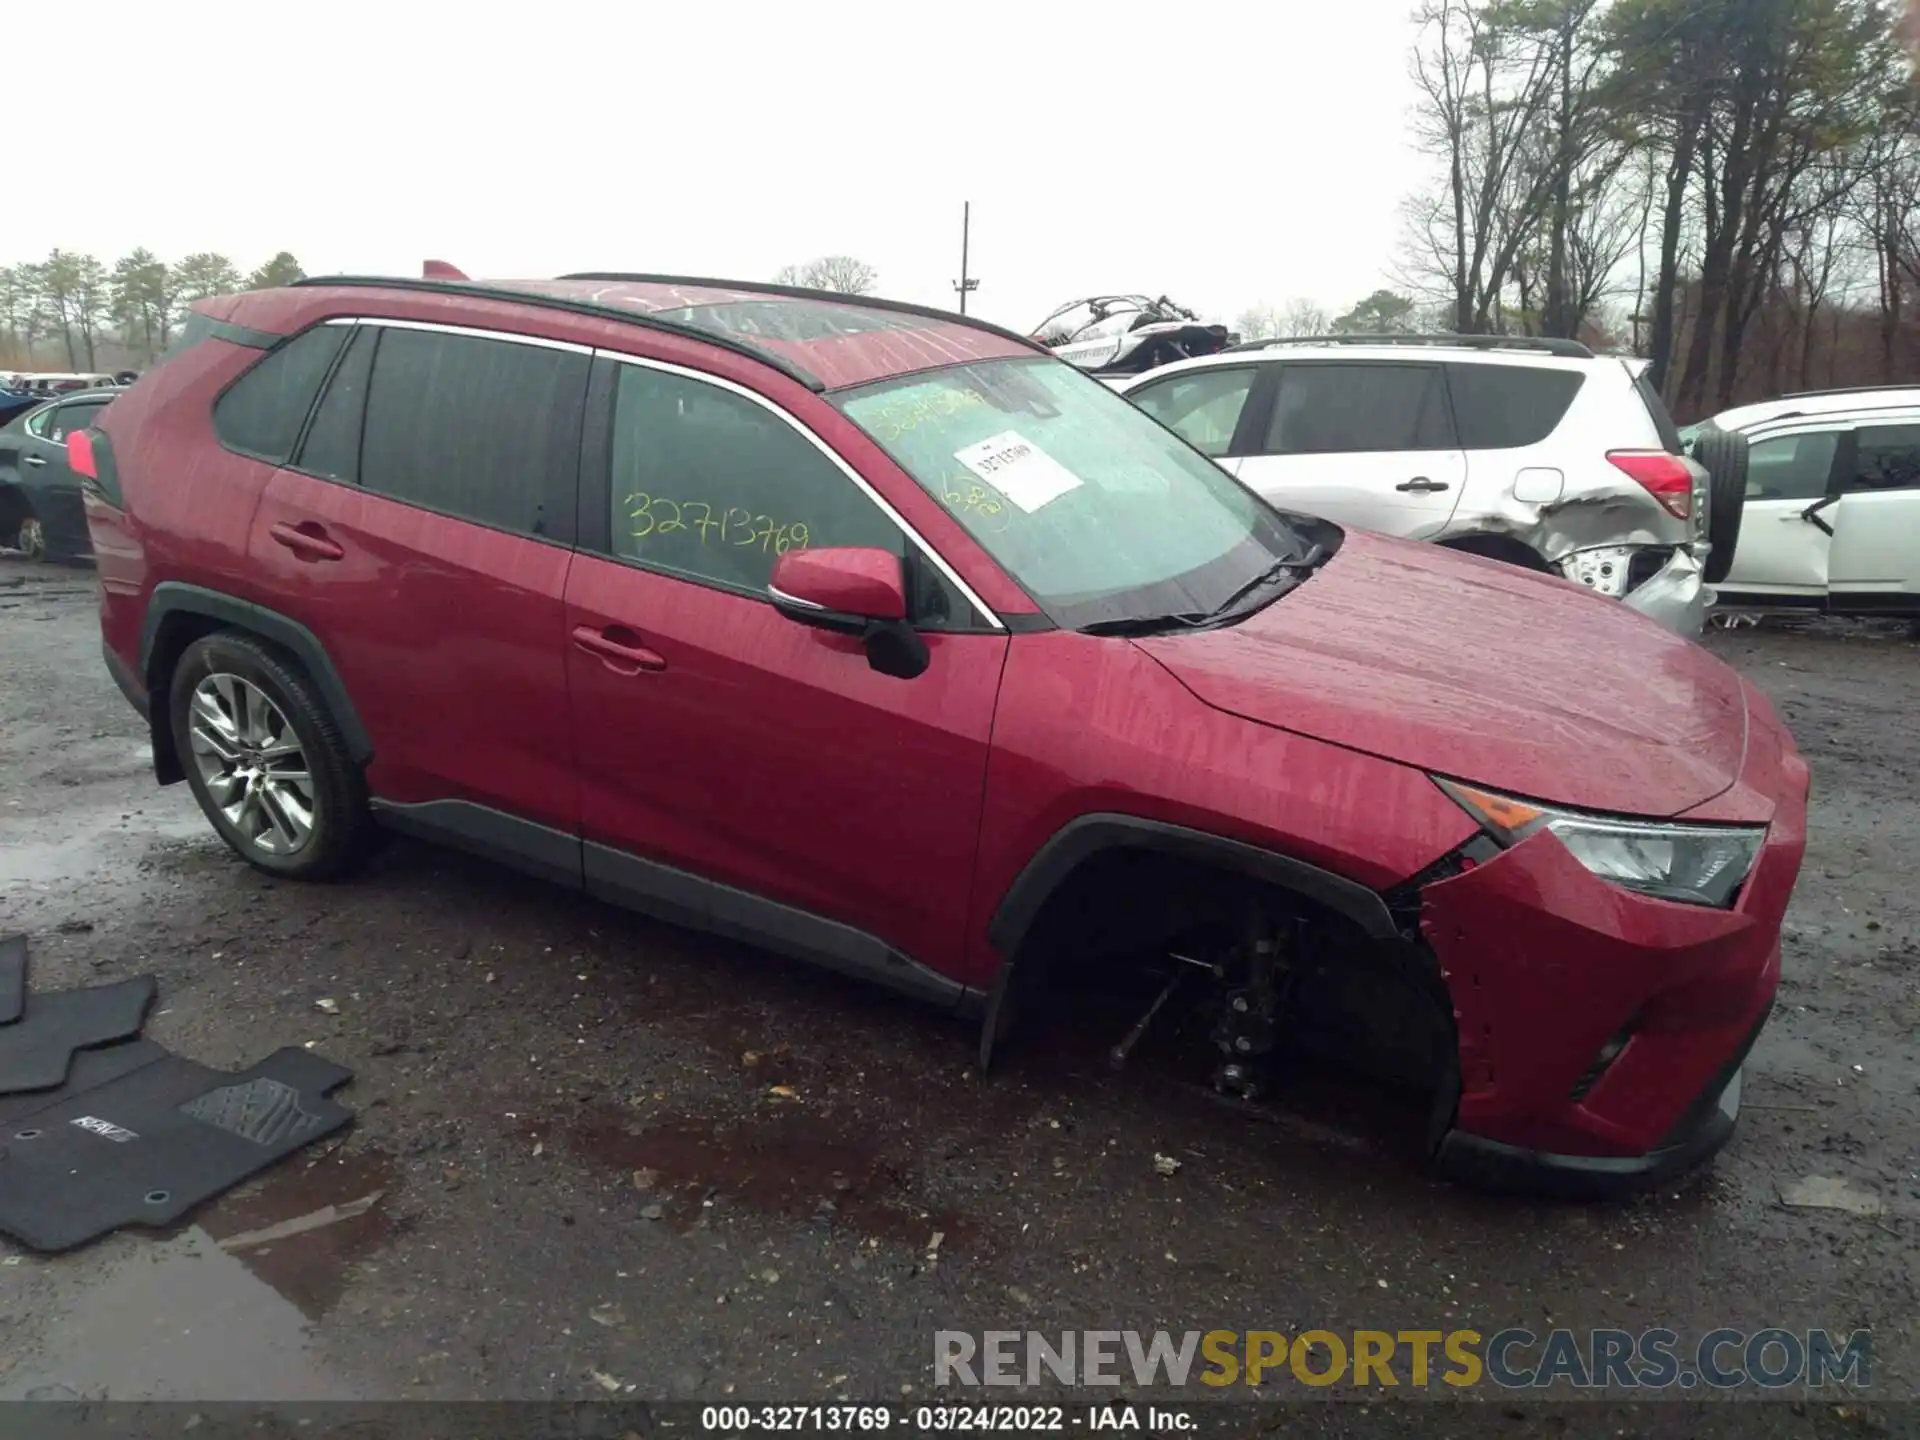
[1116,337,1736,636]
[1695,386,1920,625]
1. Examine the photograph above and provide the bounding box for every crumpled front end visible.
[1417,699,1810,1194]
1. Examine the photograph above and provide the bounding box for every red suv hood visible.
[1135,531,1748,818]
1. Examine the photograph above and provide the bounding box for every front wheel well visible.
[1438,533,1552,572]
[983,841,1460,1151]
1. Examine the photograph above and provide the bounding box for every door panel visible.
[248,474,579,831]
[566,553,1007,979]
[1237,449,1467,536]
[1237,361,1466,537]
[1717,429,1841,601]
[1829,421,1920,597]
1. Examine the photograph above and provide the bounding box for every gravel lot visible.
[0,555,1915,1433]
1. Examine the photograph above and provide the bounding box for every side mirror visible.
[767,547,929,680]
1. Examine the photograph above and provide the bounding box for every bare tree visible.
[1280,299,1330,335]
[1402,0,1561,332]
[774,256,878,295]
[1234,302,1285,340]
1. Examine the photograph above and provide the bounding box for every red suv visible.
[75,270,1809,1193]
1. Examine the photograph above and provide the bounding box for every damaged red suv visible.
[75,269,1808,1193]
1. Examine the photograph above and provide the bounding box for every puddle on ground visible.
[196,1149,402,1320]
[0,1225,360,1400]
[0,810,208,889]
[532,1105,965,1249]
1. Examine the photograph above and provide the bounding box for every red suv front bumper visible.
[1418,737,1809,1194]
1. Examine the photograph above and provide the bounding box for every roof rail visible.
[287,273,821,390]
[1779,383,1920,400]
[557,272,1045,354]
[1224,332,1595,360]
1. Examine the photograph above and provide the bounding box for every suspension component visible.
[1212,907,1295,1101]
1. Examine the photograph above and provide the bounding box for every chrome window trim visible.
[766,583,826,611]
[596,348,1004,631]
[323,314,595,356]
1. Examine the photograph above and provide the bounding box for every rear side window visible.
[358,326,589,540]
[1128,367,1257,457]
[47,401,107,441]
[1850,424,1920,492]
[295,327,376,482]
[1445,364,1585,449]
[1746,432,1839,501]
[1633,372,1685,454]
[213,324,346,462]
[1264,363,1454,454]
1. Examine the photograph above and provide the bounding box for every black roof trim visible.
[1779,383,1920,400]
[557,272,1046,355]
[287,274,822,390]
[1226,333,1595,360]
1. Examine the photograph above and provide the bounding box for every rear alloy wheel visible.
[16,515,45,561]
[187,673,317,857]
[169,632,374,879]
[1690,425,1749,586]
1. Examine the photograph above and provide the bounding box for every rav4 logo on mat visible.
[70,1115,139,1143]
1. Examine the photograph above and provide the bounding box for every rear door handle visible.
[571,624,666,673]
[22,455,46,468]
[268,520,345,562]
[1396,476,1449,493]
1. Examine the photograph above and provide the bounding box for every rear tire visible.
[1691,425,1749,585]
[168,631,375,880]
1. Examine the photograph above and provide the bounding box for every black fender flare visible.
[139,583,374,775]
[977,813,1399,1068]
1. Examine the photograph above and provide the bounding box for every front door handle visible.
[22,455,46,468]
[572,624,666,674]
[268,520,345,562]
[1396,476,1449,493]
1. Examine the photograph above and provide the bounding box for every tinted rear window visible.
[213,324,347,462]
[1445,364,1585,449]
[357,326,588,539]
[1264,363,1454,453]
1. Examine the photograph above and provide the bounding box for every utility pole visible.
[952,201,979,315]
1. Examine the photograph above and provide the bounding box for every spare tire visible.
[1691,424,1749,585]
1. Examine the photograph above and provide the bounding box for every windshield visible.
[836,357,1329,628]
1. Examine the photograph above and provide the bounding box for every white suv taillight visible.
[1606,450,1693,520]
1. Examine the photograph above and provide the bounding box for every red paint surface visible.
[1139,531,1749,817]
[88,278,1814,1167]
[769,547,907,620]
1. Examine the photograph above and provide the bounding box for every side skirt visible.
[369,799,977,1016]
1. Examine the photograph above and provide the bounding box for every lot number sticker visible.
[954,431,1083,513]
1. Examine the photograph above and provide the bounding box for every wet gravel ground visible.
[0,555,1917,1434]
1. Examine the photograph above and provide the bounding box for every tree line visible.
[0,251,305,372]
[1237,0,1918,419]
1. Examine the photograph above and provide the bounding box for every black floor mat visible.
[0,976,156,1094]
[0,934,23,1026]
[0,1045,354,1253]
[0,1038,169,1128]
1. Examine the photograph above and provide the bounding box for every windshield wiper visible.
[1079,611,1214,637]
[1205,543,1329,619]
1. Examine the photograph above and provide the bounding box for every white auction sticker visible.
[953,431,1084,514]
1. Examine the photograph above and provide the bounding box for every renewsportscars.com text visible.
[934,1328,1872,1391]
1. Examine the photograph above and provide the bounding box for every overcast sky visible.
[13,1,1431,331]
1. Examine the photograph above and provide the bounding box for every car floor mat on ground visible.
[0,934,23,1025]
[0,1038,170,1129]
[0,975,156,1094]
[0,1045,354,1253]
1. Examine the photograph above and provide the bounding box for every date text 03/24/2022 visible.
[699,1404,1192,1433]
